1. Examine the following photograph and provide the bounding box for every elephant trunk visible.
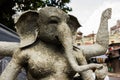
[57,22,79,71]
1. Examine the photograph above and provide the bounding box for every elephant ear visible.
[15,10,39,48]
[68,15,81,35]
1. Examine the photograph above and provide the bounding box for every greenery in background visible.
[0,0,72,31]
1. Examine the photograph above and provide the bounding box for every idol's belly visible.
[27,51,75,79]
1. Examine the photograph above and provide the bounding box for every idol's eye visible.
[48,16,60,24]
[49,20,58,24]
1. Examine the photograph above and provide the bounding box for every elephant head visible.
[15,7,82,72]
[15,7,81,47]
